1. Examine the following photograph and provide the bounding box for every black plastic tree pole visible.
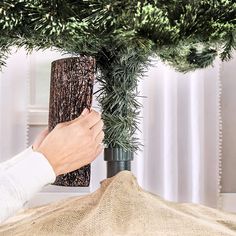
[104,148,134,178]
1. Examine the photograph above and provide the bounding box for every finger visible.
[61,108,90,127]
[91,120,104,138]
[95,131,104,144]
[95,143,104,157]
[78,110,101,129]
[81,108,90,117]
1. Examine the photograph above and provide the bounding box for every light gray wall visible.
[221,52,236,193]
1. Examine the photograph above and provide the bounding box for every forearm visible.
[0,147,56,224]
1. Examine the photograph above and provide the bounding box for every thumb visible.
[33,128,49,150]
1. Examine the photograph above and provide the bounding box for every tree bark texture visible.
[49,56,96,187]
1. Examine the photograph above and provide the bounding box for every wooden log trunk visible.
[48,56,96,187]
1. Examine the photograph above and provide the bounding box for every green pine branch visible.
[0,0,235,151]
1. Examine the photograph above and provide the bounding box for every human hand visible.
[35,109,104,176]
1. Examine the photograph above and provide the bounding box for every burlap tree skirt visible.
[1,171,236,236]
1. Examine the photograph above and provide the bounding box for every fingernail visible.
[82,108,89,116]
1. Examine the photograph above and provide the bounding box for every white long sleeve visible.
[0,147,56,224]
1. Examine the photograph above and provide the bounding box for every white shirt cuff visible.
[4,147,56,202]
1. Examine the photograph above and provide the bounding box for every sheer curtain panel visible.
[0,48,29,162]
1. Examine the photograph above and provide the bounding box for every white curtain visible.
[132,59,221,208]
[92,58,222,209]
[0,48,29,162]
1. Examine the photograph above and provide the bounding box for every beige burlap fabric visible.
[1,171,236,236]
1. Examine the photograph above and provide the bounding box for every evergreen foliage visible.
[0,0,235,151]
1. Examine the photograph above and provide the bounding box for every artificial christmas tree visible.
[0,0,235,180]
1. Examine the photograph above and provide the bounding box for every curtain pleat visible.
[0,48,29,162]
[129,58,221,208]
